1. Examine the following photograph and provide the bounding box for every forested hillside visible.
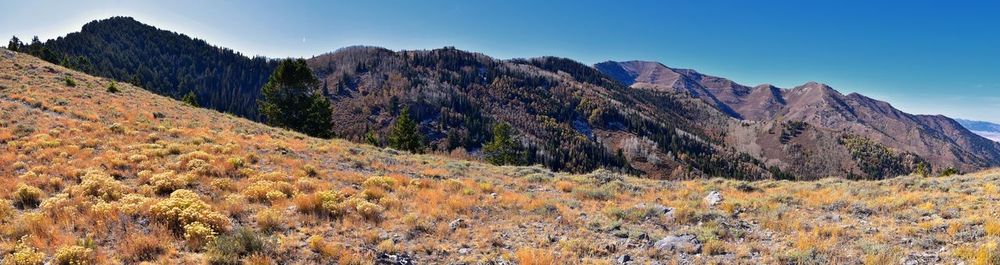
[7,17,277,119]
[308,47,773,177]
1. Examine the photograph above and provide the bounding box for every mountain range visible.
[11,16,1000,180]
[956,118,1000,142]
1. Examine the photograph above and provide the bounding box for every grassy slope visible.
[1,50,999,264]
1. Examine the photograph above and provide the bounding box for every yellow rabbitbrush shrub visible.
[294,190,346,218]
[243,180,295,202]
[362,176,397,191]
[184,221,217,250]
[11,184,43,209]
[3,240,44,265]
[75,170,125,201]
[150,189,229,232]
[148,171,193,195]
[53,245,94,265]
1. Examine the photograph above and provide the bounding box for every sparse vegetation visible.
[106,81,119,93]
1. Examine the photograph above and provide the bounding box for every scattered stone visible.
[458,248,472,255]
[654,234,702,254]
[375,253,414,265]
[449,218,467,230]
[2,49,14,60]
[826,214,842,222]
[617,254,632,264]
[705,191,724,206]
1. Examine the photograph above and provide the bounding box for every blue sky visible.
[3,0,999,122]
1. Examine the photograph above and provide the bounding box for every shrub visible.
[119,233,166,263]
[53,245,94,265]
[243,180,294,202]
[186,158,213,176]
[362,176,396,191]
[64,77,76,87]
[184,221,217,250]
[355,200,385,221]
[573,184,613,201]
[206,228,274,265]
[307,235,343,259]
[986,221,1000,237]
[0,199,13,222]
[149,171,193,195]
[554,180,576,192]
[939,167,959,177]
[254,209,283,232]
[11,184,43,209]
[514,248,556,265]
[150,189,229,232]
[3,240,45,265]
[76,170,125,201]
[118,194,153,216]
[107,81,119,93]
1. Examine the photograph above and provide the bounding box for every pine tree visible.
[388,107,424,153]
[7,36,20,52]
[182,91,199,107]
[259,59,334,138]
[483,122,522,165]
[365,130,380,146]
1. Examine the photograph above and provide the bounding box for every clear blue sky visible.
[3,0,999,122]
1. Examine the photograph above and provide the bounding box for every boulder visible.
[705,191,723,206]
[654,234,702,254]
[375,253,414,265]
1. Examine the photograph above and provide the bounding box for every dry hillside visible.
[1,50,999,264]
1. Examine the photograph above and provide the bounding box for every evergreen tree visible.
[483,122,523,165]
[259,59,334,138]
[388,107,424,153]
[365,130,380,146]
[182,91,199,107]
[7,36,20,51]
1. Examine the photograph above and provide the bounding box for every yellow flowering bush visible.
[53,245,94,265]
[3,240,44,265]
[12,184,43,209]
[355,200,385,221]
[243,180,294,202]
[183,221,217,250]
[362,176,396,191]
[76,170,125,201]
[150,189,228,232]
[148,171,193,194]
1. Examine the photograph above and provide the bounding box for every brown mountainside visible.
[596,61,1000,175]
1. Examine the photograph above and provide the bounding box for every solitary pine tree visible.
[259,59,334,138]
[388,107,424,153]
[483,122,523,165]
[182,91,199,107]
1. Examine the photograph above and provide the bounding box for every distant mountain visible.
[956,119,1000,142]
[597,60,1000,175]
[13,16,278,119]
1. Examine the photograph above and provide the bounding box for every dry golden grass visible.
[3,50,1000,264]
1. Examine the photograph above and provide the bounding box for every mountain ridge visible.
[596,60,1000,174]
